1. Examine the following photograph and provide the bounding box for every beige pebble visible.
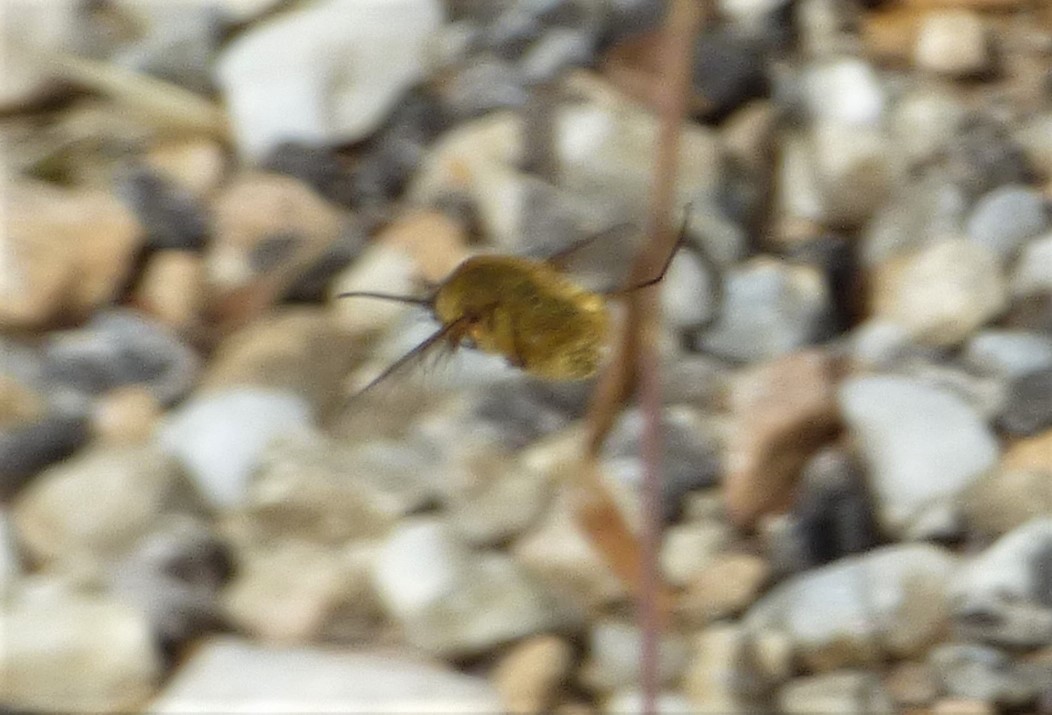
[493,635,574,714]
[723,349,841,528]
[134,250,205,330]
[914,10,989,77]
[681,553,769,622]
[378,209,470,284]
[0,375,47,429]
[145,138,227,199]
[885,661,939,708]
[931,698,994,715]
[91,386,162,443]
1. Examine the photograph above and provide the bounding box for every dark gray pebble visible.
[999,366,1052,436]
[0,414,88,499]
[115,167,209,252]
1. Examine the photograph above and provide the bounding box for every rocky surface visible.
[2,0,1051,712]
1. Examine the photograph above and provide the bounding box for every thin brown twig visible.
[577,2,708,714]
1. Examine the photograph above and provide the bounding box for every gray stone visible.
[963,330,1052,379]
[158,387,315,509]
[861,175,967,269]
[950,518,1052,648]
[1000,367,1052,436]
[3,594,161,712]
[107,516,231,648]
[12,444,200,571]
[148,637,501,713]
[0,507,20,594]
[930,643,1038,707]
[113,3,223,95]
[966,185,1048,260]
[372,518,564,656]
[778,671,894,715]
[838,376,999,538]
[0,413,89,498]
[519,27,595,84]
[694,258,832,363]
[1012,231,1052,297]
[581,619,690,693]
[745,544,957,671]
[442,55,527,118]
[215,0,444,158]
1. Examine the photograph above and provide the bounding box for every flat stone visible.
[148,637,501,713]
[4,594,161,713]
[745,544,957,671]
[839,375,999,538]
[215,0,444,158]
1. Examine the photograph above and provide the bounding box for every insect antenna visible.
[335,290,433,307]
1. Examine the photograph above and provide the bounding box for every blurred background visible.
[2,0,1052,712]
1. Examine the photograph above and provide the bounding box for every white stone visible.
[372,518,563,656]
[914,10,988,77]
[966,185,1048,260]
[876,238,1007,347]
[839,376,999,537]
[660,521,729,587]
[963,330,1052,378]
[661,251,719,330]
[745,544,958,669]
[149,637,502,713]
[582,620,690,693]
[330,243,419,333]
[605,690,697,714]
[803,58,885,127]
[158,387,314,508]
[216,0,443,158]
[1011,232,1052,297]
[3,595,161,712]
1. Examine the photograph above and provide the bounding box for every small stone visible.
[442,55,528,119]
[0,181,142,329]
[208,173,346,327]
[148,637,502,712]
[12,444,200,571]
[493,635,574,714]
[215,0,444,159]
[376,208,470,284]
[966,185,1048,261]
[158,387,315,509]
[372,518,564,656]
[1011,232,1052,298]
[839,375,999,538]
[932,698,996,715]
[682,624,758,712]
[133,250,206,330]
[681,553,770,623]
[0,507,21,590]
[200,308,362,413]
[3,594,161,712]
[963,329,1052,379]
[889,86,967,167]
[41,308,201,411]
[1000,366,1052,436]
[442,439,552,546]
[244,430,435,544]
[964,454,1052,537]
[660,250,719,330]
[660,521,730,587]
[330,243,419,333]
[145,137,226,199]
[810,122,894,228]
[803,57,886,128]
[872,239,1007,348]
[724,349,841,528]
[91,385,163,444]
[930,643,1038,707]
[745,544,957,671]
[0,374,46,429]
[520,27,594,84]
[779,671,894,715]
[950,518,1052,648]
[720,100,777,173]
[944,115,1033,199]
[222,539,372,644]
[512,491,628,613]
[885,661,939,708]
[0,414,89,498]
[108,516,232,648]
[581,619,690,693]
[259,142,357,206]
[694,258,832,363]
[914,10,989,77]
[116,167,209,252]
[604,690,696,714]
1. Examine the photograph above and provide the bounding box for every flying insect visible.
[337,209,698,398]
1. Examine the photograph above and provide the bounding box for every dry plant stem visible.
[578,2,707,715]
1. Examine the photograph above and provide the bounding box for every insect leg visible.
[347,315,471,400]
[335,290,433,307]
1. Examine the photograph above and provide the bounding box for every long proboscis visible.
[335,291,432,307]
